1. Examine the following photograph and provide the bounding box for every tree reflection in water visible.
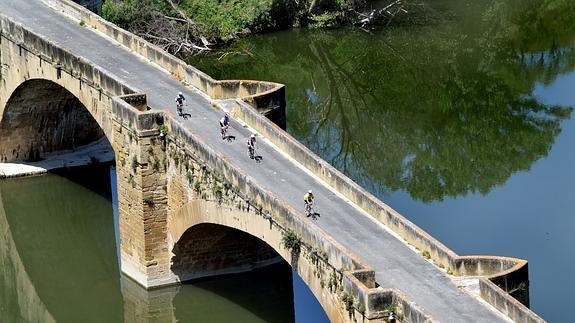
[189,0,574,202]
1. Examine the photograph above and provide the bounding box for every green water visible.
[0,166,327,322]
[187,0,575,321]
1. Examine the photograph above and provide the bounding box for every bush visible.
[281,229,302,254]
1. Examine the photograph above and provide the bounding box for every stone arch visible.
[0,78,112,162]
[167,198,292,278]
[166,197,340,321]
[171,223,281,282]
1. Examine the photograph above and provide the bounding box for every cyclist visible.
[219,113,230,139]
[175,92,185,116]
[303,190,314,216]
[247,134,256,159]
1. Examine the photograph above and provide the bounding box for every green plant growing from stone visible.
[147,148,161,171]
[131,155,138,172]
[143,197,154,207]
[386,303,397,315]
[328,271,339,292]
[212,181,223,202]
[128,174,135,188]
[79,20,85,26]
[341,292,355,318]
[422,250,431,259]
[358,302,366,316]
[152,158,161,171]
[158,124,168,135]
[186,171,194,186]
[281,229,302,255]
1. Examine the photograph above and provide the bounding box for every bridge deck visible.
[1,1,510,321]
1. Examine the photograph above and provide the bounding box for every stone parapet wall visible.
[40,0,285,119]
[159,116,432,322]
[1,2,541,321]
[0,15,136,99]
[231,99,542,320]
[480,279,545,323]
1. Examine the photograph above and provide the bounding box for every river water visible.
[1,0,573,322]
[186,0,575,322]
[0,165,329,322]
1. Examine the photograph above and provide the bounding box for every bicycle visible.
[304,200,314,217]
[247,134,256,159]
[175,92,185,117]
[220,124,228,139]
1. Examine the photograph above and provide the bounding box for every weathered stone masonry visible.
[1,1,546,321]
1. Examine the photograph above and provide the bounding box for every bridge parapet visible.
[0,14,142,162]
[139,112,431,321]
[0,14,136,99]
[1,1,546,321]
[41,0,285,126]
[231,97,545,322]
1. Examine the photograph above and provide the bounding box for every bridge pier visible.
[110,98,173,288]
[121,276,177,323]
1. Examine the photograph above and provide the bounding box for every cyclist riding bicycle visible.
[304,190,314,216]
[175,92,185,116]
[247,134,256,159]
[220,113,230,139]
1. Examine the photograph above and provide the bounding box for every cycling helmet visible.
[179,92,182,95]
[308,190,312,194]
[250,134,256,138]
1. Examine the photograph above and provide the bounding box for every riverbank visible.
[0,138,114,179]
[100,0,396,56]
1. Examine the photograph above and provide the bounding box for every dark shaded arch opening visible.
[0,79,106,162]
[171,223,299,322]
[171,223,280,280]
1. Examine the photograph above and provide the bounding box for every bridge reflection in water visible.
[0,166,328,322]
[0,0,542,321]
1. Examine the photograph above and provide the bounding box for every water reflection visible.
[0,166,314,322]
[189,0,574,202]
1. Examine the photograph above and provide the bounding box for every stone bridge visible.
[0,0,546,322]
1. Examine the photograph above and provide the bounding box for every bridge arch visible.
[0,78,111,162]
[171,223,281,281]
[166,195,341,320]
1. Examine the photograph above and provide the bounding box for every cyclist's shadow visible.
[180,112,192,120]
[254,155,263,163]
[307,212,320,220]
[223,135,236,142]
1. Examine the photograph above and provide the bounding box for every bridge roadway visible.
[2,1,509,321]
